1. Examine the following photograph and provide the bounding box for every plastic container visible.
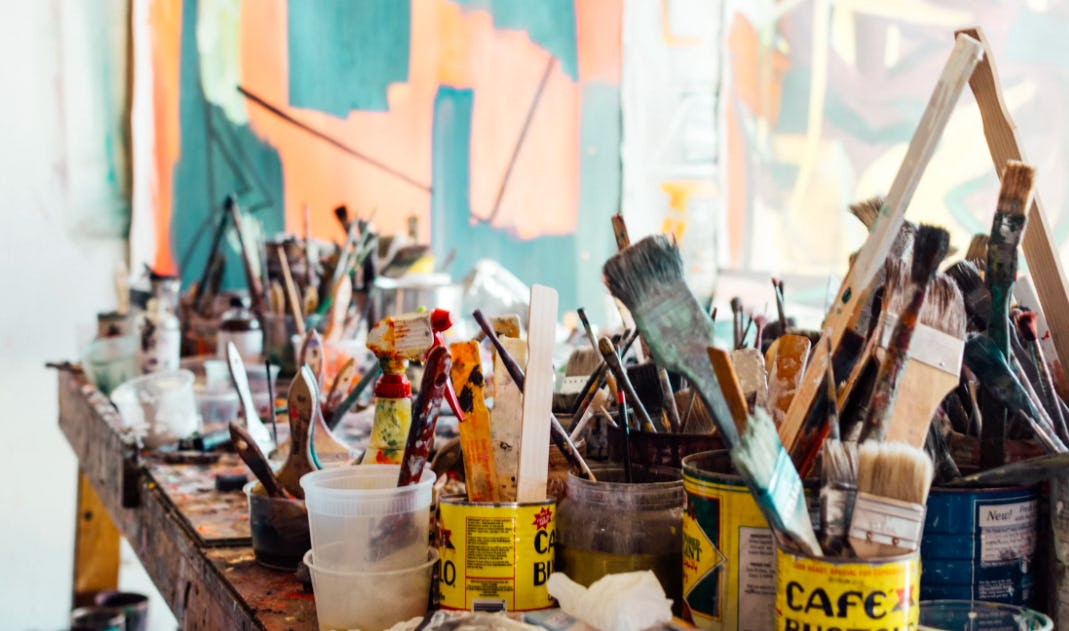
[93,592,148,631]
[217,296,263,359]
[181,356,279,417]
[300,465,435,571]
[245,481,310,570]
[109,369,199,447]
[918,600,1052,630]
[305,547,437,631]
[81,335,138,396]
[556,465,684,608]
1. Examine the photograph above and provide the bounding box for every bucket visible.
[922,485,1039,605]
[438,496,556,612]
[776,547,921,630]
[92,592,148,631]
[918,599,1052,630]
[681,450,777,630]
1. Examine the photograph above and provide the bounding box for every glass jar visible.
[556,465,684,606]
[217,296,263,359]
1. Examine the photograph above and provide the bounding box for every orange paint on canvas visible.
[149,0,183,274]
[577,0,622,83]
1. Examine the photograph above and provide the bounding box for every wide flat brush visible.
[981,161,1036,469]
[849,441,933,558]
[778,35,983,456]
[276,368,319,498]
[819,337,855,555]
[946,260,990,332]
[603,235,735,442]
[858,224,950,443]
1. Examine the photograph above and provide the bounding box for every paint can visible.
[438,496,556,612]
[918,599,1052,630]
[681,450,777,631]
[775,547,921,630]
[921,484,1039,606]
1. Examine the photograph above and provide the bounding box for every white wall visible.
[0,2,174,628]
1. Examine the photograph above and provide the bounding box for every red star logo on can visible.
[531,507,553,531]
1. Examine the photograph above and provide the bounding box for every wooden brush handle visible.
[598,336,657,433]
[780,35,983,452]
[707,347,749,431]
[473,309,526,389]
[398,346,450,487]
[611,213,631,250]
[276,244,307,337]
[957,27,1069,376]
[227,198,265,315]
[229,421,287,499]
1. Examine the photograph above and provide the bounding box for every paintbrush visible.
[948,452,1069,487]
[618,390,634,483]
[398,346,451,486]
[927,410,961,486]
[731,297,744,349]
[229,421,289,499]
[819,337,855,556]
[265,359,278,444]
[965,234,989,265]
[333,205,350,232]
[946,260,990,332]
[981,161,1036,469]
[276,244,307,337]
[474,311,596,481]
[568,329,640,422]
[603,235,736,441]
[1016,310,1069,442]
[450,341,498,501]
[226,342,275,455]
[964,333,1067,454]
[226,197,266,317]
[778,35,983,457]
[276,367,319,498]
[598,336,657,432]
[849,441,933,558]
[192,197,232,311]
[730,408,822,556]
[329,363,382,429]
[858,224,950,443]
[707,347,749,431]
[765,334,812,428]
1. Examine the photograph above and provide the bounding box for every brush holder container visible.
[244,481,310,570]
[263,313,323,376]
[556,465,684,608]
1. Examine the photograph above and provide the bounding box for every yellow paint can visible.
[438,496,556,612]
[775,547,920,631]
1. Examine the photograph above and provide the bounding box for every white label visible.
[980,499,1038,565]
[738,527,775,631]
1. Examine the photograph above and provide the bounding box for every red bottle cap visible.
[374,373,411,398]
[430,308,453,333]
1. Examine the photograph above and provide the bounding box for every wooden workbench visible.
[58,370,318,630]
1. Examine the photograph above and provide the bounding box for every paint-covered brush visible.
[731,297,744,349]
[229,421,289,498]
[398,346,451,486]
[849,441,933,558]
[819,336,855,556]
[927,409,961,485]
[964,333,1067,454]
[603,235,736,442]
[730,408,822,556]
[474,309,596,483]
[568,329,640,423]
[765,334,812,428]
[598,336,657,433]
[707,347,749,432]
[450,341,498,502]
[981,161,1036,469]
[619,390,634,483]
[1016,310,1069,442]
[858,224,951,443]
[276,367,319,498]
[778,35,983,457]
[965,234,989,265]
[946,260,990,332]
[226,342,275,455]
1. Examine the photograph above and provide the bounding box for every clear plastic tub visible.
[300,465,435,572]
[109,369,199,447]
[305,547,437,631]
[81,335,138,396]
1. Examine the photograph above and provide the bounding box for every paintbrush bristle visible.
[919,274,966,337]
[565,348,601,377]
[911,224,950,286]
[856,441,933,505]
[965,234,989,265]
[821,438,857,487]
[998,161,1037,217]
[603,235,686,311]
[946,260,990,331]
[882,257,911,315]
[1016,310,1040,343]
[849,196,884,229]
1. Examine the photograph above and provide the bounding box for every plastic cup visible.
[300,465,435,572]
[109,369,199,448]
[305,547,437,631]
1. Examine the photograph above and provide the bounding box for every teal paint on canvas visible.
[431,86,581,312]
[455,0,578,80]
[173,0,284,290]
[287,0,411,116]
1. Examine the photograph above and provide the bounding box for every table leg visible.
[72,471,120,608]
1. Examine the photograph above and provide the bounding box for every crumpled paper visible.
[383,611,541,630]
[547,571,673,631]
